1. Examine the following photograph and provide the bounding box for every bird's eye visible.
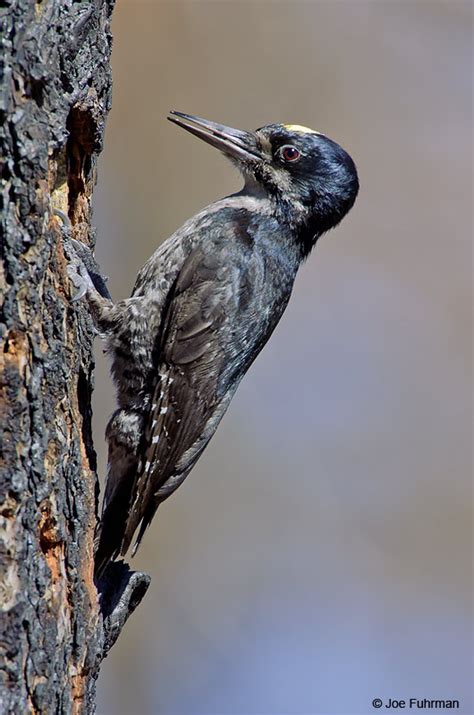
[279,145,301,162]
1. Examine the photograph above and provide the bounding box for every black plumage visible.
[70,112,359,577]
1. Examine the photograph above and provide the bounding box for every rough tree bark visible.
[1,2,149,712]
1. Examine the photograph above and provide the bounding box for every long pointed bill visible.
[167,111,261,163]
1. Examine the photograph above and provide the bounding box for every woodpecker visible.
[68,112,359,577]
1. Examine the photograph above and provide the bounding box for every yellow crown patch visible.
[283,124,320,135]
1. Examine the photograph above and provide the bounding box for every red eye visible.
[281,145,301,162]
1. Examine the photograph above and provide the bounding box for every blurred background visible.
[93,1,472,713]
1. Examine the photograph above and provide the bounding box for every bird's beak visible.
[168,111,261,163]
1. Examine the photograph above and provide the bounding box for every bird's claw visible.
[54,206,112,301]
[67,256,95,302]
[68,238,112,301]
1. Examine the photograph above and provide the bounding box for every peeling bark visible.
[0,2,149,712]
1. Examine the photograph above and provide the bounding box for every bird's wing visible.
[120,240,257,555]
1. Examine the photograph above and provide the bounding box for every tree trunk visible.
[1,2,149,712]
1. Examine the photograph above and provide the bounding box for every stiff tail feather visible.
[94,479,133,579]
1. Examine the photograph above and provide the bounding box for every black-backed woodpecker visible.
[68,112,359,577]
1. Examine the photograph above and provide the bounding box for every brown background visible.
[92,2,472,713]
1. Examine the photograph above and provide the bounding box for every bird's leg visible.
[54,209,119,332]
[67,236,112,302]
[66,254,117,330]
[68,249,128,334]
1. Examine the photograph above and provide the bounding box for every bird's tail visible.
[94,457,138,580]
[94,493,130,579]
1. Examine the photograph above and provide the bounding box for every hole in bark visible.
[38,498,62,553]
[66,106,96,220]
[3,328,26,354]
[25,77,44,107]
[60,71,74,94]
[2,160,11,180]
[49,146,68,198]
[77,366,97,473]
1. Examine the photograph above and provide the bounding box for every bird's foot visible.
[54,207,112,301]
[67,254,96,302]
[68,238,112,300]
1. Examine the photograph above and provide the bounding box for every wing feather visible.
[121,243,239,554]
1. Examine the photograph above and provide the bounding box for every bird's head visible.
[168,111,359,255]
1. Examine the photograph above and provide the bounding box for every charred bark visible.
[0,2,149,712]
